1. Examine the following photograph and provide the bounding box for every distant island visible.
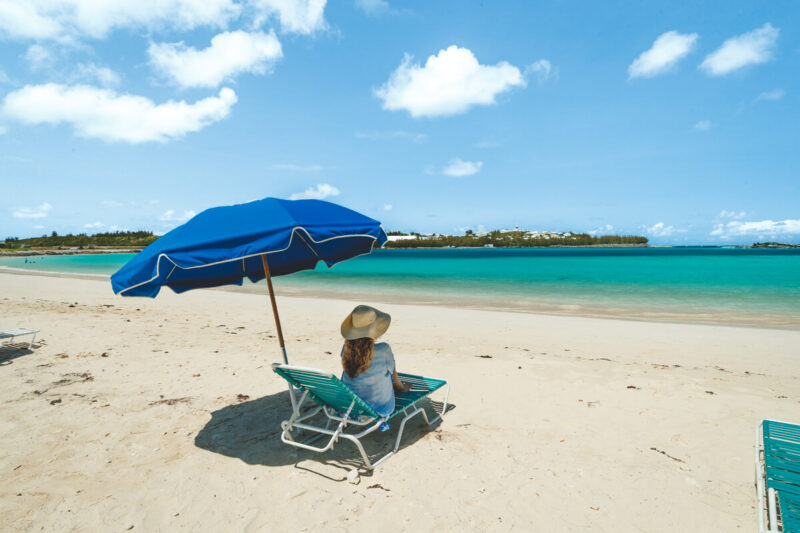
[750,242,800,249]
[7,230,794,255]
[1,231,158,255]
[2,229,649,255]
[384,230,648,248]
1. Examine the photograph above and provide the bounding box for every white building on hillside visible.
[387,235,418,242]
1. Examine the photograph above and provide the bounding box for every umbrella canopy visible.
[111,197,387,297]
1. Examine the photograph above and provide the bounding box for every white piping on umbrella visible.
[116,225,382,296]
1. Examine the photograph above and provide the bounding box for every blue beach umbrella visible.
[111,197,387,374]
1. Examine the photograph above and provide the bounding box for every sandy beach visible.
[1,271,798,532]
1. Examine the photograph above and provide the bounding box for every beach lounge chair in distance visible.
[755,419,800,532]
[0,328,39,350]
[272,364,449,469]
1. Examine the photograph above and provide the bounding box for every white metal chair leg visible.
[28,332,36,350]
[427,384,450,425]
[756,421,767,532]
[281,399,356,453]
[370,407,426,469]
[767,488,778,531]
[340,434,374,469]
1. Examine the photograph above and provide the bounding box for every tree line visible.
[2,231,158,249]
[384,231,648,248]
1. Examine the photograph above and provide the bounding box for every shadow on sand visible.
[195,389,454,480]
[0,343,38,366]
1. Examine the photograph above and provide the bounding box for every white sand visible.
[1,272,798,531]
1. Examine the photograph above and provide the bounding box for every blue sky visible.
[1,0,798,244]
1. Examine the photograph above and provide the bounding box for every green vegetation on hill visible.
[384,231,648,248]
[751,242,800,249]
[1,231,158,249]
[2,229,648,252]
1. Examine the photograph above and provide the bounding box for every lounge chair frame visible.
[273,364,449,470]
[755,419,800,533]
[0,328,38,350]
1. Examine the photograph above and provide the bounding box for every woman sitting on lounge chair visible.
[340,305,411,417]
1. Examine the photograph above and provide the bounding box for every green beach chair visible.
[272,364,449,469]
[755,419,800,532]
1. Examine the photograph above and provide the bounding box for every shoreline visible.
[3,267,798,330]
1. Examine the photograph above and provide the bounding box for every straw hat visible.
[341,305,391,340]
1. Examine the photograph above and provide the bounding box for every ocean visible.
[2,247,799,327]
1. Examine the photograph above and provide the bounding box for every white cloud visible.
[25,48,121,87]
[75,63,120,87]
[0,69,11,84]
[756,88,785,101]
[0,0,240,41]
[719,210,746,219]
[272,163,324,172]
[252,0,327,35]
[159,209,197,222]
[149,30,282,89]
[2,84,237,143]
[0,2,62,40]
[646,222,675,237]
[24,44,54,70]
[700,23,779,76]
[711,219,800,237]
[84,221,104,229]
[628,30,698,78]
[355,0,389,15]
[383,204,392,211]
[33,224,45,229]
[589,224,614,236]
[13,202,52,219]
[526,59,557,85]
[289,183,340,200]
[441,158,482,177]
[694,120,712,131]
[375,45,526,118]
[355,130,427,143]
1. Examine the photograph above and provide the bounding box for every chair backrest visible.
[273,364,379,419]
[763,420,800,497]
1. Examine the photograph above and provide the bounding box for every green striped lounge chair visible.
[755,419,800,532]
[272,364,450,469]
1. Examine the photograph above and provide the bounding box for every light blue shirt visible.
[341,342,396,417]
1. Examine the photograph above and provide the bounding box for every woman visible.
[340,305,411,417]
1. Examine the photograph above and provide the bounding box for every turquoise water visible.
[2,248,799,325]
[0,253,131,275]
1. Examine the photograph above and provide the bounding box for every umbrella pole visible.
[261,254,296,408]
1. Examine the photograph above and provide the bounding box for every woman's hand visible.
[391,369,412,393]
[394,381,412,393]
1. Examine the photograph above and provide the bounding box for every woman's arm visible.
[391,369,412,393]
[384,344,411,392]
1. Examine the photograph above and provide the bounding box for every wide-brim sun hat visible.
[341,305,391,340]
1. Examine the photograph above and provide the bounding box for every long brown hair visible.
[342,337,375,378]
